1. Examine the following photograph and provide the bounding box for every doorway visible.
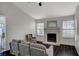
[0,16,6,52]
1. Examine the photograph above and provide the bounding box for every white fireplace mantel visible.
[44,28,60,45]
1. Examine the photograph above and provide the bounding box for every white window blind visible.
[63,20,75,38]
[47,21,57,28]
[37,23,44,36]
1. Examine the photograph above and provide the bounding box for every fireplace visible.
[47,33,56,42]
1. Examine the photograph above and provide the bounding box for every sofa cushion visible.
[30,46,46,56]
[10,40,19,56]
[30,43,46,50]
[19,43,30,56]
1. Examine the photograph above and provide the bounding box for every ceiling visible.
[12,2,79,19]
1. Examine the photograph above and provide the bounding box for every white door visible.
[0,16,6,52]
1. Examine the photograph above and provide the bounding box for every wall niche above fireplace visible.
[47,33,56,42]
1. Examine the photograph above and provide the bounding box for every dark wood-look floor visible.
[53,44,78,56]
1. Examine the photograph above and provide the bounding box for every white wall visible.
[75,5,79,54]
[0,3,35,50]
[36,15,75,46]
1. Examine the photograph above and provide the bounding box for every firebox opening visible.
[47,33,56,42]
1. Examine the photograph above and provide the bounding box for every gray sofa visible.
[10,40,48,56]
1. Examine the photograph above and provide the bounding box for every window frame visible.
[36,23,44,36]
[47,21,57,28]
[62,20,75,39]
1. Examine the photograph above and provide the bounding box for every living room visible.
[0,2,79,56]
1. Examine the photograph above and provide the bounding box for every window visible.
[47,21,57,28]
[37,23,44,36]
[63,20,75,38]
